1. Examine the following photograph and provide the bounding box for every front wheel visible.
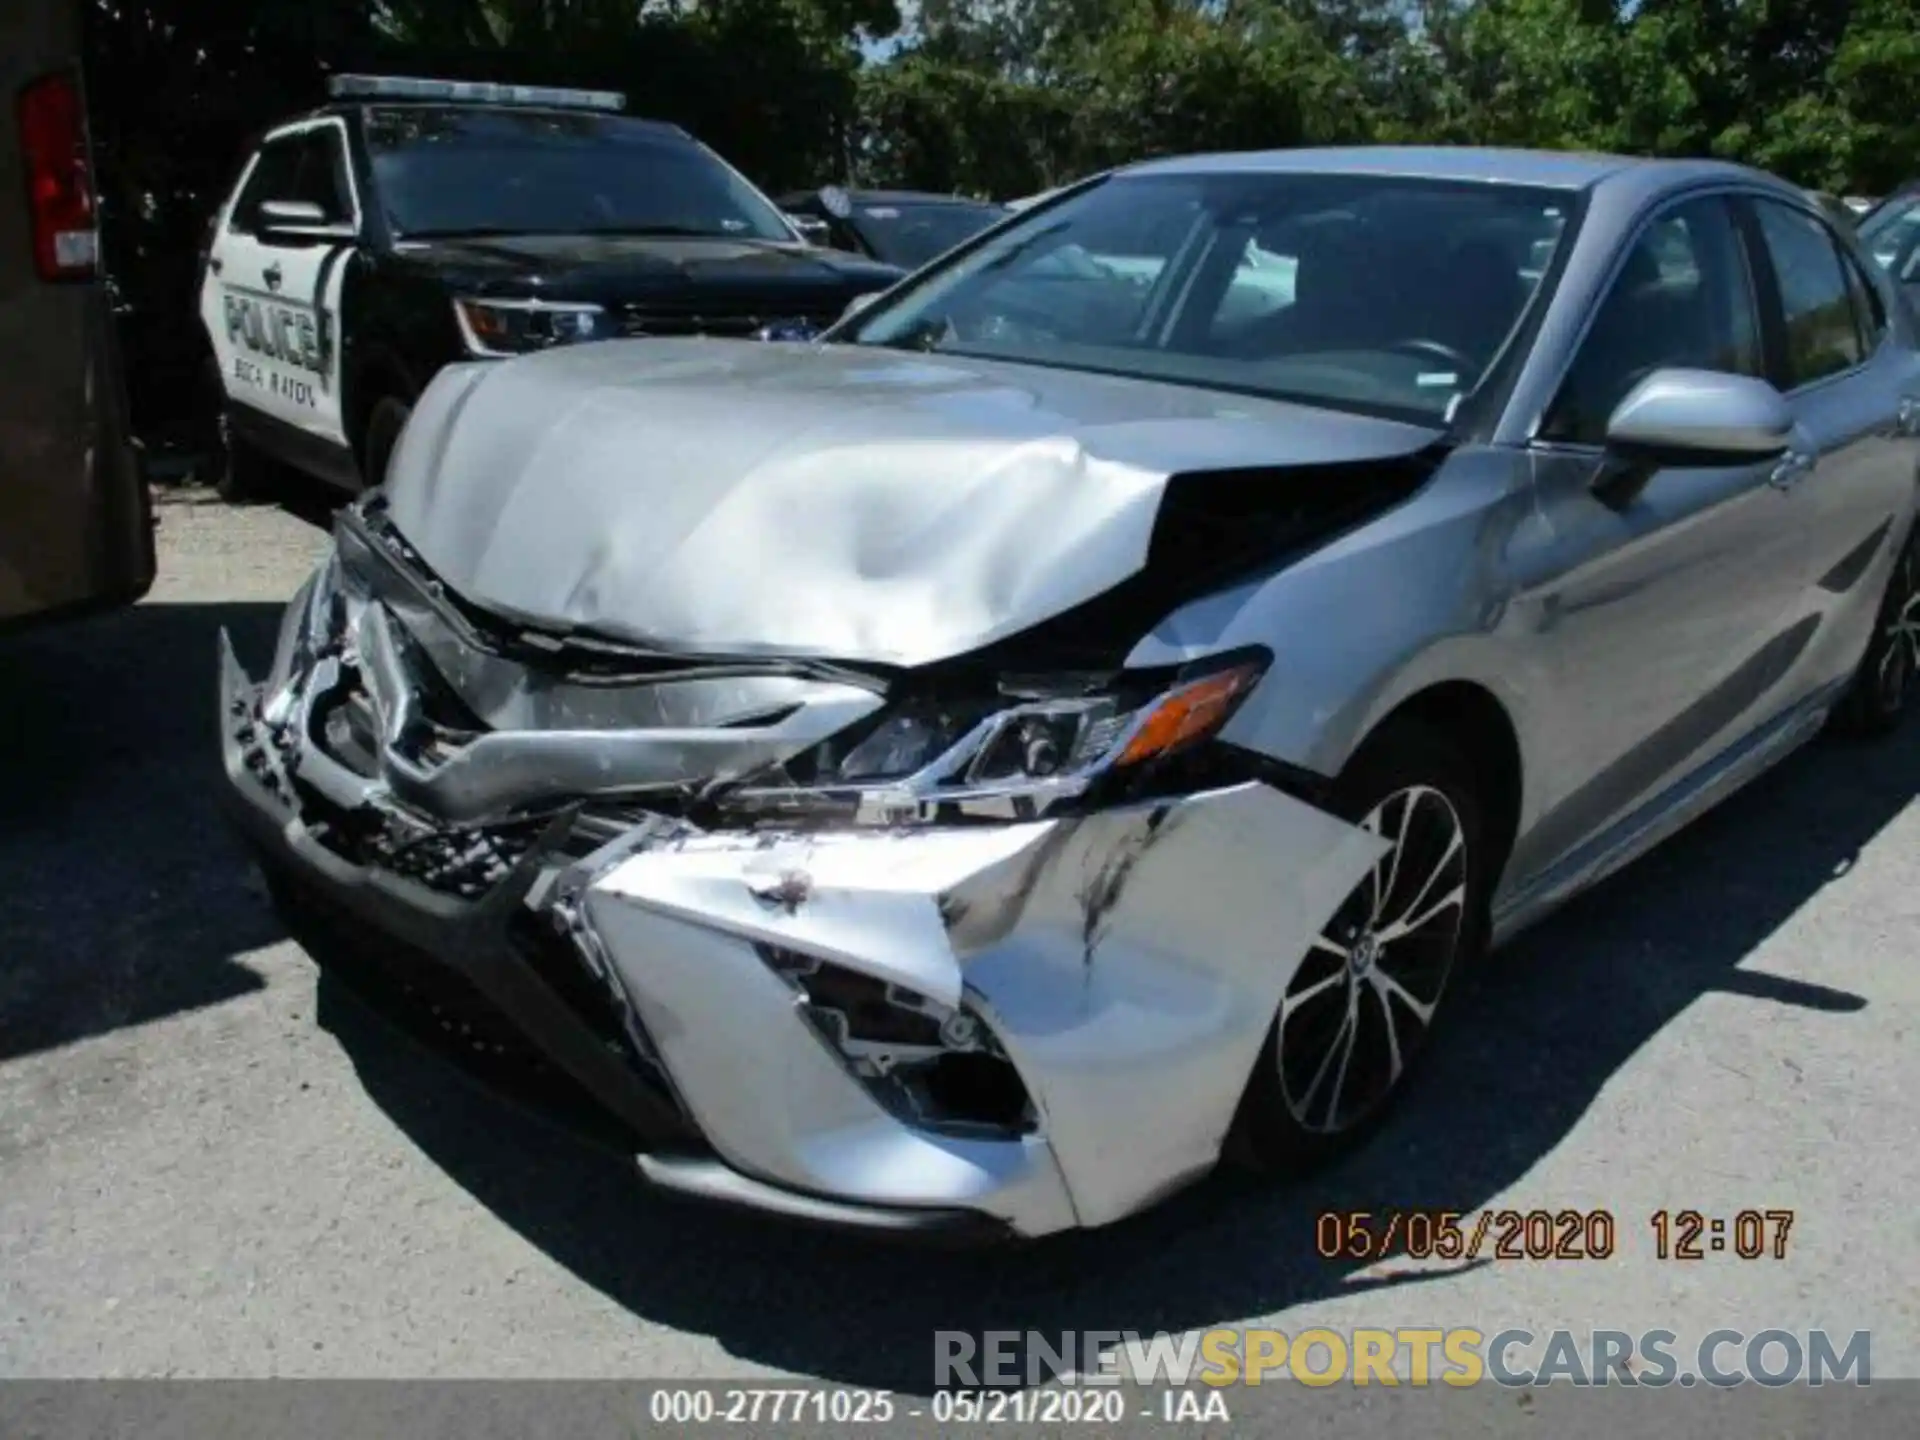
[1830,525,1920,738]
[202,358,274,503]
[1230,718,1490,1173]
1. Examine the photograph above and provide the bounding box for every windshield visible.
[846,170,1575,422]
[1858,193,1920,285]
[850,200,1007,269]
[364,105,794,241]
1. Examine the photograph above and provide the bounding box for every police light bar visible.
[326,74,625,112]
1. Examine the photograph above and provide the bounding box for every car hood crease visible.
[381,341,1442,667]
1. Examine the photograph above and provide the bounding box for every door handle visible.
[1768,449,1814,490]
[263,263,283,291]
[208,256,223,274]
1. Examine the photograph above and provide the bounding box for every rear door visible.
[200,119,358,449]
[1740,195,1920,697]
[0,0,154,626]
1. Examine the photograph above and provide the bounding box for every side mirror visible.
[785,212,832,247]
[257,198,352,241]
[1604,368,1793,463]
[841,290,882,321]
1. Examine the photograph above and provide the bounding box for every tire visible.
[1829,524,1920,739]
[202,358,274,503]
[360,396,412,491]
[1230,717,1492,1174]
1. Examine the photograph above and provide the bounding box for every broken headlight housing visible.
[721,648,1270,824]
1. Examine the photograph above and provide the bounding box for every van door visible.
[0,0,154,628]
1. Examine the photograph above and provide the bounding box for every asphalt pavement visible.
[2,486,1915,1387]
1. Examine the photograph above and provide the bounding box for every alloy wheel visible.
[1874,542,1920,713]
[1277,784,1468,1135]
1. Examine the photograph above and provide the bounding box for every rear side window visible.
[1543,196,1761,444]
[1839,247,1887,355]
[1750,200,1863,385]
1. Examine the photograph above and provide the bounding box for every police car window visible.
[229,138,301,233]
[363,106,791,241]
[285,129,354,223]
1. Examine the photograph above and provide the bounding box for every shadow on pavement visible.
[0,601,287,1061]
[316,714,1908,1393]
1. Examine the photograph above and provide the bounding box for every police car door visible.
[200,118,358,448]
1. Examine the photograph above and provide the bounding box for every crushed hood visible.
[381,340,1441,667]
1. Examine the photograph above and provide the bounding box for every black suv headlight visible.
[453,297,610,356]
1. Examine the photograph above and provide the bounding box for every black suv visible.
[197,76,902,499]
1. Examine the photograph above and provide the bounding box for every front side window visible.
[363,106,792,242]
[286,129,355,223]
[1751,199,1864,386]
[1542,197,1761,444]
[228,137,301,233]
[846,171,1574,424]
[228,128,355,232]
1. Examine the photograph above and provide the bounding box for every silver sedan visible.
[220,147,1920,1239]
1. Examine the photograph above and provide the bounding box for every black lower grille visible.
[262,856,643,1151]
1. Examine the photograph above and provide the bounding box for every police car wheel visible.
[361,397,412,489]
[203,358,273,504]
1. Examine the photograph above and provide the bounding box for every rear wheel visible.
[1231,718,1490,1173]
[360,395,412,490]
[1830,525,1920,738]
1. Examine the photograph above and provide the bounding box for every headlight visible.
[452,297,609,356]
[724,650,1270,824]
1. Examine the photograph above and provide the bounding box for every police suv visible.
[197,75,902,499]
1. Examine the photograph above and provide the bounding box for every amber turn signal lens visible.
[1113,663,1263,768]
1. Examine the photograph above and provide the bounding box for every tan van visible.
[1,0,154,630]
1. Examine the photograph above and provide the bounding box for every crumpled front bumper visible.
[219,616,1383,1239]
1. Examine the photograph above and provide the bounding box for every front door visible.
[200,119,357,449]
[1511,192,1812,879]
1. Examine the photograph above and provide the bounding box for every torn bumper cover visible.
[217,521,1384,1239]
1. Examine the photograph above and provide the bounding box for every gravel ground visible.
[1,485,1915,1394]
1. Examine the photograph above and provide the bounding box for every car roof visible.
[1119,145,1764,193]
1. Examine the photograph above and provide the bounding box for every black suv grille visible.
[618,298,842,339]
